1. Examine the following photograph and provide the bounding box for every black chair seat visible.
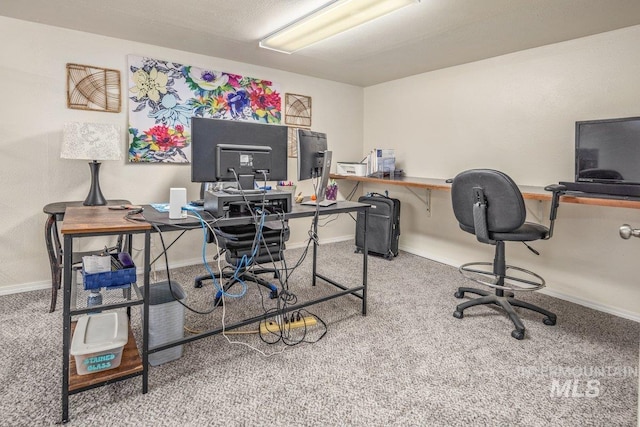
[459,222,549,242]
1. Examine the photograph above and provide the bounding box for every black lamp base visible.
[83,161,107,206]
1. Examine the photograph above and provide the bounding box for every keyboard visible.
[559,181,640,199]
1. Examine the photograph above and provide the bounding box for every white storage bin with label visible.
[71,311,128,375]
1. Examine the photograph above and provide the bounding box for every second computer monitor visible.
[297,129,334,205]
[297,129,327,181]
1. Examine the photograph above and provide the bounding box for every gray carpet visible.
[1,241,638,426]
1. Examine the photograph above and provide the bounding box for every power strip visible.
[259,316,317,334]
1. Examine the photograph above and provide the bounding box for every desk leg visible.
[61,235,72,423]
[45,215,62,313]
[142,230,150,394]
[362,209,368,316]
[312,215,318,286]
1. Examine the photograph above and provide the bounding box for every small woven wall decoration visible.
[285,93,311,127]
[67,63,121,113]
[287,127,300,158]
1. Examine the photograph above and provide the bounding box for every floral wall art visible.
[127,55,282,163]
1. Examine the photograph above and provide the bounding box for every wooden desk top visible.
[330,174,451,190]
[43,200,132,217]
[330,173,640,209]
[61,206,151,235]
[330,174,547,199]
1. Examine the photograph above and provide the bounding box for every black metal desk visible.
[141,200,371,353]
[58,201,368,423]
[43,200,130,312]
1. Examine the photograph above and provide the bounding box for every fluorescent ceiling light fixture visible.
[259,0,419,54]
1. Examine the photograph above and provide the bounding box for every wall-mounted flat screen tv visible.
[575,116,640,187]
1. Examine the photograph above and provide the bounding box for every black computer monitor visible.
[297,129,327,181]
[575,116,640,184]
[216,144,272,190]
[191,117,288,189]
[297,129,334,206]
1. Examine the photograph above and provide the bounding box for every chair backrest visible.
[451,169,526,234]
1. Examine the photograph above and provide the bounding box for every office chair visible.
[450,169,565,340]
[194,219,289,304]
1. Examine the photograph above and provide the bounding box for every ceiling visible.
[2,0,640,87]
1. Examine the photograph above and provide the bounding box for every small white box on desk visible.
[169,188,187,219]
[336,162,367,177]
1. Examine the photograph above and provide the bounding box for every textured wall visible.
[0,16,364,292]
[364,25,640,319]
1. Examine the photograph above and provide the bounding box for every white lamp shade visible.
[61,122,122,161]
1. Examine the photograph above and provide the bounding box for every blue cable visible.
[185,206,247,298]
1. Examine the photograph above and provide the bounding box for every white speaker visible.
[169,188,187,219]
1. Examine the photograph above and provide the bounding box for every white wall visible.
[364,25,640,319]
[0,16,364,293]
[2,15,639,320]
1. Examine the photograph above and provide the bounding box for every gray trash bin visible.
[142,280,185,366]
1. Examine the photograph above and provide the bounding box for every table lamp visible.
[61,122,122,206]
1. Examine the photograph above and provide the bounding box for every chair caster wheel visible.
[194,280,203,288]
[453,310,463,319]
[511,330,525,340]
[269,290,278,299]
[454,291,464,299]
[543,317,556,326]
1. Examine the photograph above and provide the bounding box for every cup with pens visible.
[325,179,338,201]
[276,181,297,196]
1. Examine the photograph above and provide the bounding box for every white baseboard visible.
[13,237,636,323]
[400,243,640,323]
[0,281,51,296]
[0,236,357,297]
[536,287,640,323]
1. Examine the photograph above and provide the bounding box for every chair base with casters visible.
[452,241,557,340]
[195,264,280,305]
[450,169,565,340]
[193,221,288,305]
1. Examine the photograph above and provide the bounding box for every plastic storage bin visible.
[70,311,128,375]
[142,281,185,366]
[82,253,136,290]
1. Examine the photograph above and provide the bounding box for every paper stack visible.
[366,148,395,176]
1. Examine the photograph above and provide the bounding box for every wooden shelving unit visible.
[60,207,152,423]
